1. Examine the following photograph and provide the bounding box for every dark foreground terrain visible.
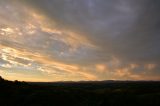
[0,76,160,106]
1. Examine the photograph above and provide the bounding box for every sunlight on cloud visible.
[0,1,97,81]
[0,44,97,81]
[114,68,141,80]
[0,0,160,81]
[144,64,156,70]
[96,64,107,73]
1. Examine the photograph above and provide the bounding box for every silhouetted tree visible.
[0,76,4,82]
[14,80,20,85]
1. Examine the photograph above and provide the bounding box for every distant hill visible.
[0,76,160,106]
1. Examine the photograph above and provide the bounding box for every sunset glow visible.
[0,0,160,81]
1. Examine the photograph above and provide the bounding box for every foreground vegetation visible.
[0,76,160,106]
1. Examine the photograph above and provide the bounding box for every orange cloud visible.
[96,64,107,72]
[0,44,97,81]
[145,64,156,70]
[115,68,140,80]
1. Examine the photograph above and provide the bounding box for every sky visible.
[0,0,160,81]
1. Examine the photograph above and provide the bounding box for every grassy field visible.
[0,76,160,106]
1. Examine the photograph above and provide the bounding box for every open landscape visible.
[1,76,160,106]
[0,0,160,105]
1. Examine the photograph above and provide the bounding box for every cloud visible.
[23,0,160,62]
[0,0,160,81]
[0,44,97,81]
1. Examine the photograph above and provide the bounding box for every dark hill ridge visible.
[0,76,160,106]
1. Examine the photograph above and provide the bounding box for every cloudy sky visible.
[0,0,160,81]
